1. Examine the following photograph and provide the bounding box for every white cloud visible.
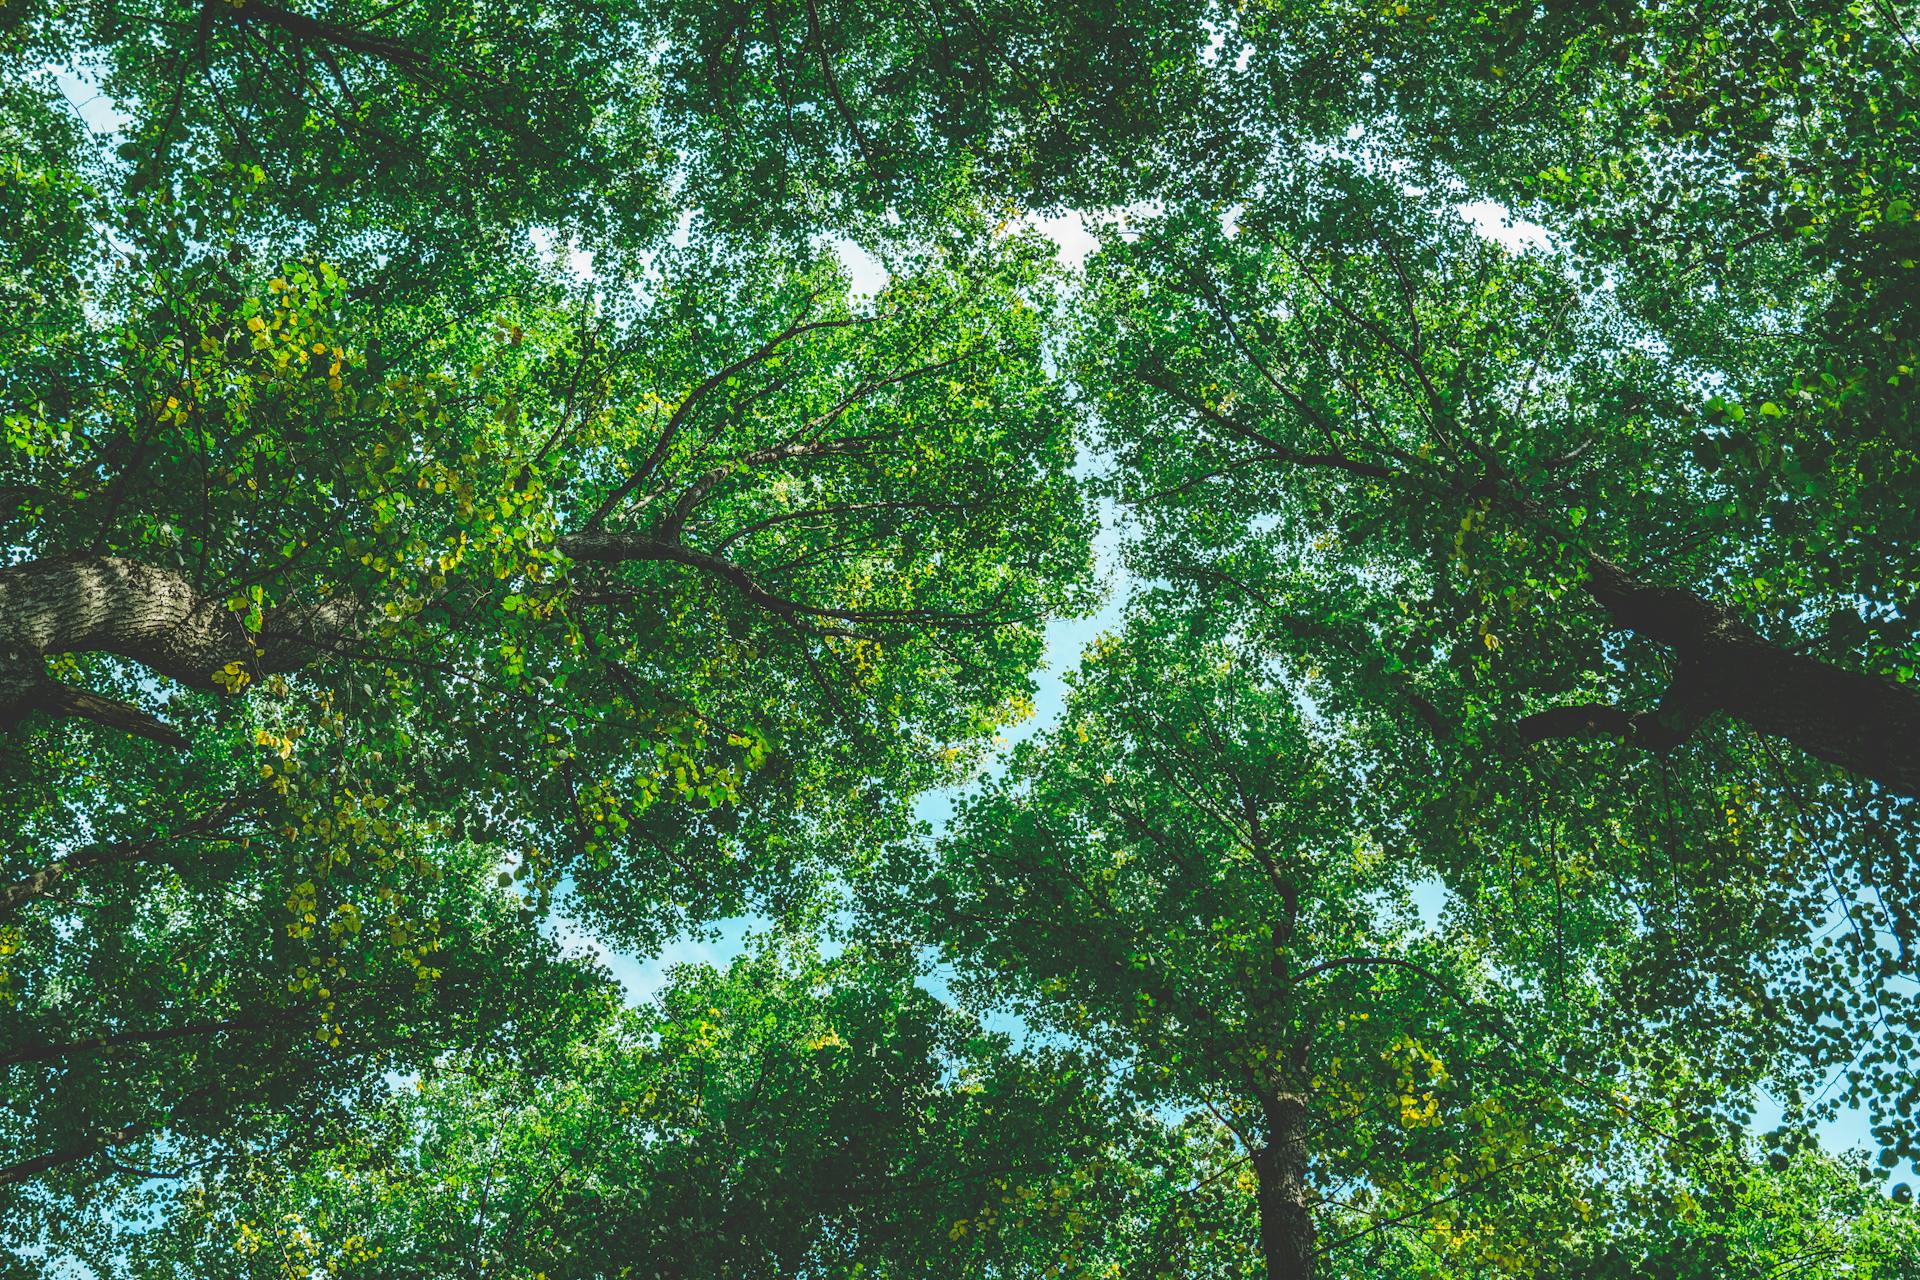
[1456,200,1555,253]
[827,236,889,297]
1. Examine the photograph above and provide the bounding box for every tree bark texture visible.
[1519,555,1920,796]
[0,555,355,743]
[1252,1092,1315,1280]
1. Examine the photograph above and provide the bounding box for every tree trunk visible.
[1251,1093,1315,1280]
[0,555,355,743]
[1519,555,1920,796]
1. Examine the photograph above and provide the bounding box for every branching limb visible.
[1136,368,1400,483]
[585,312,873,530]
[1,794,260,914]
[802,0,880,166]
[0,556,357,745]
[2,679,188,748]
[0,1121,153,1189]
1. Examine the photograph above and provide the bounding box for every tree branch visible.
[1,795,259,914]
[802,0,880,167]
[18,682,188,748]
[561,532,1020,630]
[0,555,357,744]
[1137,369,1400,483]
[222,0,431,70]
[0,1121,153,1188]
[584,313,873,531]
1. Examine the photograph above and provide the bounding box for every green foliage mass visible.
[123,942,1241,1280]
[4,0,1920,1273]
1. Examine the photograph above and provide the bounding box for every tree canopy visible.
[4,0,1920,1273]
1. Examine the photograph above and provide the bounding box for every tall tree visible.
[0,221,1106,1226]
[895,609,1751,1279]
[1079,165,1919,795]
[0,0,1228,1234]
[10,0,1920,1267]
[1075,164,1920,1156]
[2,229,1096,913]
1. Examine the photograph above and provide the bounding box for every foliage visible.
[1,13,1102,1236]
[5,0,1920,1272]
[899,607,1769,1273]
[124,941,1254,1280]
[1074,148,1920,1160]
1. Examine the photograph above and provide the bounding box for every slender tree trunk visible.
[1518,555,1920,796]
[1251,1093,1315,1280]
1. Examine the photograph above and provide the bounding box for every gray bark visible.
[0,555,356,744]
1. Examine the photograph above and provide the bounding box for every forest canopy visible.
[3,0,1919,1275]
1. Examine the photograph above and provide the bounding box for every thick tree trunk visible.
[1251,1093,1315,1280]
[0,555,355,743]
[1519,555,1920,796]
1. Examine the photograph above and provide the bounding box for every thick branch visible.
[13,682,187,747]
[1513,701,1694,754]
[0,555,356,743]
[1514,702,1637,744]
[1520,555,1920,794]
[221,0,430,70]
[1580,555,1746,651]
[0,1121,152,1189]
[1463,476,1920,793]
[1,556,257,689]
